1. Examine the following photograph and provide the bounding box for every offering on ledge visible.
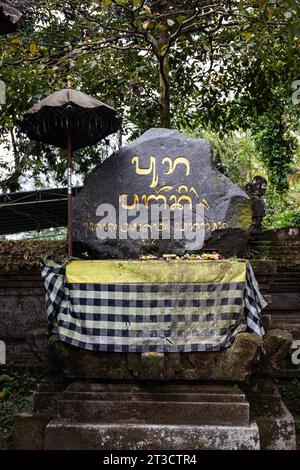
[138,251,224,261]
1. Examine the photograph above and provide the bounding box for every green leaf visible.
[29,43,37,56]
[102,0,112,9]
[242,32,253,40]
[156,23,167,31]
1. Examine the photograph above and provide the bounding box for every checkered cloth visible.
[42,259,266,353]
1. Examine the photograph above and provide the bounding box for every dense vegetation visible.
[0,371,39,447]
[0,1,300,228]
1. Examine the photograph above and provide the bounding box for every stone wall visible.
[0,270,47,369]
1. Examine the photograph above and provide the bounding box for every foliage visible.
[189,127,300,229]
[194,128,266,187]
[254,116,298,192]
[0,1,299,192]
[0,371,39,446]
[270,208,300,228]
[20,226,67,240]
[263,188,300,229]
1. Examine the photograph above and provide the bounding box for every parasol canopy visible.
[19,81,121,257]
[20,88,121,150]
[0,1,22,34]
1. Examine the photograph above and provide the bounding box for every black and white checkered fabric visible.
[41,260,266,353]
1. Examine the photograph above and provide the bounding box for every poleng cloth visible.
[42,259,266,353]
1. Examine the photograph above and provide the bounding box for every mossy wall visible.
[0,240,66,272]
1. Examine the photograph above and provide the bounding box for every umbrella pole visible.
[67,130,73,257]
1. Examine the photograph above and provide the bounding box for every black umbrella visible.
[20,77,121,256]
[0,1,22,34]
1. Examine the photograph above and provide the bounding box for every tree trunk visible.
[159,56,170,128]
[159,28,171,128]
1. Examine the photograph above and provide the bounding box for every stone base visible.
[58,382,250,426]
[13,379,297,450]
[14,381,259,450]
[255,402,296,450]
[49,332,262,381]
[48,327,300,381]
[45,421,260,450]
[247,378,296,450]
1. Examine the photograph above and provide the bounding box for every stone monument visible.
[73,128,252,258]
[12,130,297,451]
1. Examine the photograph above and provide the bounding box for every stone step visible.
[62,382,246,405]
[251,240,300,245]
[272,276,300,282]
[277,268,300,274]
[58,398,249,426]
[268,310,300,318]
[64,382,245,395]
[270,287,300,294]
[265,293,300,311]
[62,390,245,403]
[45,420,260,450]
[273,274,300,278]
[33,382,66,413]
[59,383,249,426]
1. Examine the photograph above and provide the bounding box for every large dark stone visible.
[73,128,251,258]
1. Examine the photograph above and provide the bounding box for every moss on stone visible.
[234,203,252,230]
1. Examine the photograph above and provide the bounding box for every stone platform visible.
[45,422,260,450]
[13,327,298,450]
[14,376,297,450]
[15,382,260,450]
[56,383,250,426]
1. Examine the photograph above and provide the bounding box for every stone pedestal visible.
[13,328,298,450]
[13,378,296,450]
[247,378,296,450]
[15,381,260,450]
[45,421,260,451]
